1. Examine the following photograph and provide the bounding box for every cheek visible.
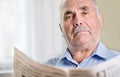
[63,23,73,35]
[62,23,74,41]
[87,18,101,34]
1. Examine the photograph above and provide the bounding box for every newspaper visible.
[14,47,120,77]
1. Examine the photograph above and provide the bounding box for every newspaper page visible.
[14,47,120,77]
[68,55,120,77]
[89,55,120,77]
[14,48,95,77]
[14,48,67,77]
[68,69,96,77]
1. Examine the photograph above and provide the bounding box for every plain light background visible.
[97,0,120,51]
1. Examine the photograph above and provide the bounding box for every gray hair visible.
[59,0,99,15]
[93,0,100,15]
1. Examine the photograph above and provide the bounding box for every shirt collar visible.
[61,42,109,61]
[92,42,110,60]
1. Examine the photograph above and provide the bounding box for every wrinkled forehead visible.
[60,0,95,11]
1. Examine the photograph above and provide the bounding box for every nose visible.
[73,14,83,27]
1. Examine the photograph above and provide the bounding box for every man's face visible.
[60,0,102,49]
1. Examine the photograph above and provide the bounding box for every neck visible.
[68,44,98,63]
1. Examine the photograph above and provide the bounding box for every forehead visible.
[61,0,95,11]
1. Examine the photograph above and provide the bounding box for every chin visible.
[72,41,86,47]
[72,39,95,48]
[71,43,88,51]
[73,38,88,44]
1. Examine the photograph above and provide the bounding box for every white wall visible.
[15,0,66,63]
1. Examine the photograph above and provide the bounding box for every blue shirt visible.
[45,42,120,68]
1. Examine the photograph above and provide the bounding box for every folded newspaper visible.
[14,48,120,77]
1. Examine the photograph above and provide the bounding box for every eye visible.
[64,15,72,20]
[82,11,89,16]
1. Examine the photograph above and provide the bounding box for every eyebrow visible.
[64,11,74,16]
[79,6,89,11]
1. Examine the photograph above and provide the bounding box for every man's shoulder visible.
[98,42,120,59]
[44,56,60,66]
[107,49,120,59]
